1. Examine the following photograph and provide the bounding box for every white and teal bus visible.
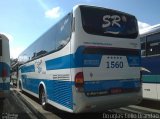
[18,5,142,113]
[0,33,10,99]
[140,24,160,101]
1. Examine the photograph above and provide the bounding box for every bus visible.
[18,5,142,113]
[0,33,10,99]
[140,24,160,101]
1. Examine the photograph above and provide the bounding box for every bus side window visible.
[141,43,146,56]
[56,13,72,50]
[146,32,160,56]
[140,37,146,56]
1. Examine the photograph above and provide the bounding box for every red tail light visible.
[2,68,7,78]
[75,72,84,88]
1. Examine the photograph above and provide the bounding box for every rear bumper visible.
[73,89,142,113]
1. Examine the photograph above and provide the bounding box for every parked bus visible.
[18,5,142,113]
[140,24,160,101]
[0,33,10,99]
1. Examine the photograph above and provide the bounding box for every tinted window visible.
[146,33,160,56]
[0,40,2,56]
[140,37,146,56]
[19,13,72,63]
[80,6,138,38]
[56,14,72,49]
[34,24,57,59]
[83,47,139,56]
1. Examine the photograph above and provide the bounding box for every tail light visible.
[2,67,7,81]
[2,68,7,78]
[75,72,84,88]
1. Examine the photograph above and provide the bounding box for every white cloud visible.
[138,21,151,31]
[45,7,62,19]
[10,47,25,59]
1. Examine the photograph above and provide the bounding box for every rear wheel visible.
[40,88,47,110]
[19,81,23,92]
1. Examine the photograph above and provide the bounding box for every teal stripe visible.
[142,75,160,83]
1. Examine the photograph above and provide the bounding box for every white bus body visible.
[18,5,142,113]
[140,24,160,101]
[0,33,10,99]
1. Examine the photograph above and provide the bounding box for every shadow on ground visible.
[138,99,160,110]
[21,91,114,119]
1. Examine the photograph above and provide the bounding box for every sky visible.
[0,0,160,58]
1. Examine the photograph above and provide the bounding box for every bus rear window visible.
[80,6,138,39]
[0,40,2,56]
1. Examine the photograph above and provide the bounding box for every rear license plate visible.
[110,88,122,94]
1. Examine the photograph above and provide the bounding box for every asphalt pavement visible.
[0,87,40,119]
[1,85,160,119]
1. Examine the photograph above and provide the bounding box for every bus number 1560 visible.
[106,61,124,68]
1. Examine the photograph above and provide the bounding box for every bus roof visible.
[73,4,135,17]
[0,33,9,41]
[140,24,160,36]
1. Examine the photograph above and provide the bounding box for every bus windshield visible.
[80,5,138,38]
[0,40,2,56]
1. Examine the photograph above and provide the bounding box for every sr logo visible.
[102,15,126,34]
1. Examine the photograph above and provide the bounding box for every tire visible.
[40,88,47,110]
[19,81,23,92]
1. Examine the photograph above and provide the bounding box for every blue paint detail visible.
[0,82,10,90]
[46,54,141,70]
[21,65,35,73]
[105,25,124,34]
[21,77,140,109]
[45,46,86,70]
[127,56,141,67]
[46,54,71,70]
[71,46,85,68]
[47,80,73,109]
[21,77,73,109]
[142,56,160,75]
[20,46,141,71]
[45,54,102,70]
[141,56,160,83]
[45,46,141,70]
[83,54,102,67]
[84,79,141,92]
[21,75,39,94]
[0,62,10,77]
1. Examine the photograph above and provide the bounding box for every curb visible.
[13,90,47,119]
